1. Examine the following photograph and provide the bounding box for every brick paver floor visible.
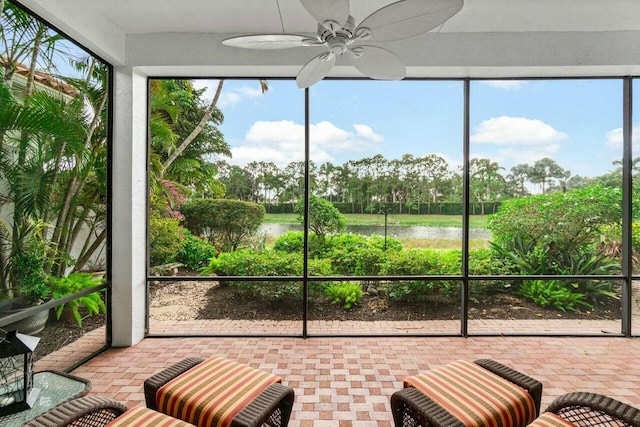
[34,320,640,427]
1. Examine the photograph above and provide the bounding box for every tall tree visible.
[529,157,566,193]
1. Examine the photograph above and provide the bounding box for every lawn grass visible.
[264,213,489,229]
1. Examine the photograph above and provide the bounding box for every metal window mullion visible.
[303,87,310,338]
[461,79,471,337]
[622,77,633,336]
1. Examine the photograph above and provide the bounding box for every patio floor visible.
[34,320,640,427]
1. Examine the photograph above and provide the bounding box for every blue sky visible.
[194,78,630,179]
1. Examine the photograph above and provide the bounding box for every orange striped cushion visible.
[156,357,282,427]
[404,360,536,427]
[527,413,576,427]
[106,407,195,426]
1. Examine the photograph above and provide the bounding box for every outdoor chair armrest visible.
[232,383,295,427]
[545,392,640,427]
[391,386,464,427]
[23,395,128,427]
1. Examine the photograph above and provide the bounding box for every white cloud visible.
[353,124,384,142]
[229,120,383,167]
[482,80,527,89]
[191,79,265,108]
[471,116,567,146]
[605,124,640,149]
[486,146,562,168]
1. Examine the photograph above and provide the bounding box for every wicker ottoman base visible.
[144,357,294,427]
[391,359,543,427]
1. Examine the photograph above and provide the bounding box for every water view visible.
[260,223,492,240]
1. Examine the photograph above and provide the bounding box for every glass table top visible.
[0,371,90,426]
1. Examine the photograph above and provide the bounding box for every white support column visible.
[111,66,147,346]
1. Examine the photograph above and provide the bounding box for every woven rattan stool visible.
[545,392,640,427]
[144,357,294,427]
[391,359,543,427]
[23,395,128,426]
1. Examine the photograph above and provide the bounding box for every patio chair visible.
[24,395,198,426]
[543,392,640,427]
[23,395,128,426]
[143,356,295,427]
[390,359,543,427]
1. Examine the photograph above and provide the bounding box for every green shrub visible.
[366,234,403,252]
[149,217,187,266]
[357,246,387,276]
[382,249,459,301]
[272,231,323,256]
[182,198,265,251]
[489,184,622,257]
[201,249,331,302]
[468,248,518,301]
[176,232,217,270]
[48,273,106,327]
[519,279,592,312]
[325,282,362,309]
[295,195,346,241]
[273,231,305,253]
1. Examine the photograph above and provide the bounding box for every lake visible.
[259,223,491,240]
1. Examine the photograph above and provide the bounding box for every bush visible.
[201,249,331,302]
[149,217,187,266]
[272,231,323,256]
[519,279,591,312]
[382,249,459,301]
[489,184,622,256]
[366,234,403,252]
[468,248,518,301]
[48,272,106,327]
[176,232,217,270]
[272,231,305,253]
[182,198,265,251]
[295,195,346,241]
[325,282,362,309]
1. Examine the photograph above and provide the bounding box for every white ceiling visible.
[72,0,640,34]
[17,0,640,78]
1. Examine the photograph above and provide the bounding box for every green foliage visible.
[47,273,106,327]
[468,248,517,301]
[201,249,331,302]
[382,249,459,301]
[176,232,217,270]
[273,231,305,253]
[272,230,323,256]
[149,217,187,266]
[325,282,362,309]
[295,195,346,241]
[366,234,403,252]
[8,223,50,304]
[519,279,591,312]
[489,184,622,255]
[182,198,265,251]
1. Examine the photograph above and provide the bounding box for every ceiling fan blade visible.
[353,46,406,80]
[296,52,336,88]
[300,0,349,27]
[358,0,463,42]
[222,34,312,49]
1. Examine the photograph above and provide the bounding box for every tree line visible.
[215,155,625,215]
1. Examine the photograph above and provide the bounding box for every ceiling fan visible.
[222,0,464,88]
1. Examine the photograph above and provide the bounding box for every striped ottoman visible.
[144,357,294,427]
[391,359,543,427]
[107,407,195,426]
[526,413,576,427]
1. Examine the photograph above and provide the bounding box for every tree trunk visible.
[161,80,225,175]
